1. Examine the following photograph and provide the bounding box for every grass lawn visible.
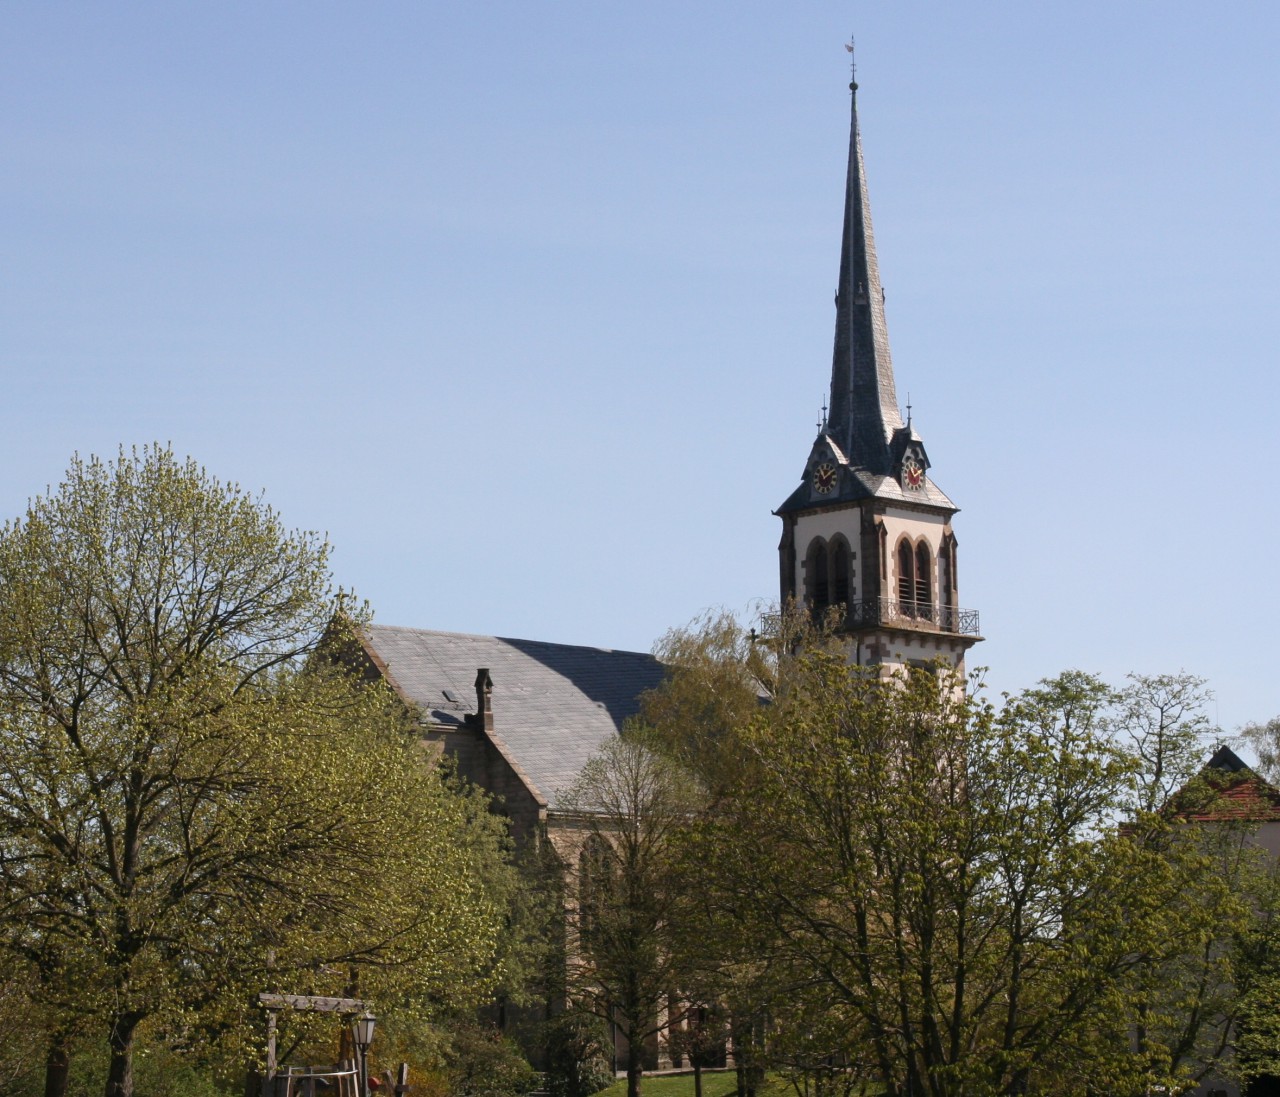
[595,1072,879,1097]
[596,1070,743,1097]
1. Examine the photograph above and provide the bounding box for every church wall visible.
[792,505,952,609]
[792,506,867,603]
[421,725,547,845]
[879,508,948,562]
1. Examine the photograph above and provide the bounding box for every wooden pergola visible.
[257,993,370,1097]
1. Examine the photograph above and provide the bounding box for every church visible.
[343,69,982,845]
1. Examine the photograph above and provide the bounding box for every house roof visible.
[1173,745,1280,823]
[359,624,667,811]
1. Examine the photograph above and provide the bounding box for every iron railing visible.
[847,598,980,636]
[758,601,980,639]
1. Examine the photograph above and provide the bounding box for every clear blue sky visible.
[3,3,1279,732]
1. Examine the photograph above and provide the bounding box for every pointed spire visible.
[826,70,903,473]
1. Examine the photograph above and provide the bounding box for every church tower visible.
[775,70,981,675]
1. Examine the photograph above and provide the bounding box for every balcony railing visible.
[758,600,981,640]
[847,598,980,636]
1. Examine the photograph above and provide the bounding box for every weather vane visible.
[845,36,856,85]
[818,397,828,432]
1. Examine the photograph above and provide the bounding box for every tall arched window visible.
[578,834,612,946]
[940,533,956,628]
[915,541,932,620]
[897,539,915,608]
[831,538,850,605]
[806,538,829,609]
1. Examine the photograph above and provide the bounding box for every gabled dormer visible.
[803,434,849,504]
[888,421,931,495]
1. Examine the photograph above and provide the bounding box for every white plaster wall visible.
[870,633,966,673]
[1253,820,1280,858]
[793,505,867,602]
[882,508,950,611]
[793,504,954,609]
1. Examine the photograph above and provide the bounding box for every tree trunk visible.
[626,1035,643,1097]
[44,1031,71,1097]
[105,1012,142,1097]
[694,1063,703,1097]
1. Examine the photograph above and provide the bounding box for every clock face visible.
[902,456,924,491]
[813,462,837,495]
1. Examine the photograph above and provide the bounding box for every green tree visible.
[0,448,510,1097]
[641,610,772,798]
[1114,671,1216,815]
[641,608,829,1097]
[1243,717,1280,783]
[561,734,704,1097]
[689,652,1250,1097]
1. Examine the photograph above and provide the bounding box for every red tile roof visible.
[1178,775,1280,822]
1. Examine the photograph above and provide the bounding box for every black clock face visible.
[813,463,837,495]
[902,456,924,490]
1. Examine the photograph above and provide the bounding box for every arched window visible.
[915,541,932,619]
[578,834,612,945]
[806,538,829,609]
[897,539,915,608]
[831,538,850,605]
[940,533,956,629]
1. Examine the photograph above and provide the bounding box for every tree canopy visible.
[0,448,514,1097]
[640,613,1268,1097]
[560,734,704,1097]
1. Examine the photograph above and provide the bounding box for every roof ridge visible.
[364,622,656,660]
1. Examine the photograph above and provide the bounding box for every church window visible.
[805,538,829,609]
[813,547,829,606]
[832,538,850,605]
[578,833,612,945]
[897,539,915,608]
[915,541,932,619]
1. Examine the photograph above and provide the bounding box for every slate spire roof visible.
[827,76,903,476]
[774,73,956,517]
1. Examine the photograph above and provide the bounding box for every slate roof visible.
[360,624,667,811]
[775,460,956,515]
[827,80,902,475]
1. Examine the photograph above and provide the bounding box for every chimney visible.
[473,668,494,732]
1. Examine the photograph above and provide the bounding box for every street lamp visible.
[352,1013,376,1096]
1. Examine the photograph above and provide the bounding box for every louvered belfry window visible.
[915,541,932,614]
[897,540,914,606]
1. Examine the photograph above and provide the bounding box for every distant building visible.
[1175,745,1280,855]
[1167,746,1280,1097]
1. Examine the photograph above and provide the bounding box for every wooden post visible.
[262,1009,278,1097]
[394,1063,411,1095]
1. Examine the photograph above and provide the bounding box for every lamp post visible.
[352,1013,376,1097]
